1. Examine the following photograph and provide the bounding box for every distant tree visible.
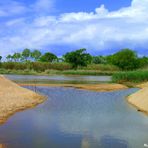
[6,55,12,62]
[22,48,31,61]
[138,56,148,68]
[92,56,107,64]
[31,50,42,61]
[108,48,139,70]
[40,52,57,62]
[0,56,2,62]
[12,53,21,62]
[64,48,92,69]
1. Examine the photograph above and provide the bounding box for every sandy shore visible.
[19,83,128,92]
[128,82,148,114]
[0,75,46,124]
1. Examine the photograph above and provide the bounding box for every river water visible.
[0,85,148,148]
[5,74,111,84]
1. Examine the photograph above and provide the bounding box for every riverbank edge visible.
[127,82,148,115]
[0,69,115,76]
[0,98,46,125]
[0,75,46,124]
[18,83,128,92]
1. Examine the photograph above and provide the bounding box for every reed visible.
[112,70,148,83]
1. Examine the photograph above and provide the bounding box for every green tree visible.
[0,56,2,62]
[138,56,148,68]
[12,53,21,62]
[40,52,57,62]
[6,55,12,62]
[31,50,42,61]
[92,56,107,64]
[22,48,31,61]
[64,48,92,69]
[108,48,139,70]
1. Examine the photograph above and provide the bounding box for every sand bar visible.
[19,83,128,92]
[0,75,46,124]
[128,82,148,114]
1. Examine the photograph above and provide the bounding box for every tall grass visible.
[1,62,72,72]
[112,71,148,83]
[0,62,119,76]
[81,64,119,71]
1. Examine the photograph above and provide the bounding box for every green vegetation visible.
[64,48,92,69]
[0,48,148,82]
[40,52,57,62]
[112,71,148,83]
[107,49,139,70]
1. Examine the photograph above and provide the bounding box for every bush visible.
[108,49,139,70]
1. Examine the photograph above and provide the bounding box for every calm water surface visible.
[5,74,111,84]
[0,86,148,148]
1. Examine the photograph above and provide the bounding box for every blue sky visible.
[0,0,148,57]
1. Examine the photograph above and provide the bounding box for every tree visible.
[31,50,42,61]
[64,48,92,69]
[6,55,12,62]
[92,56,107,64]
[0,56,2,62]
[12,53,21,62]
[40,52,57,62]
[22,48,31,61]
[138,56,148,68]
[108,49,139,70]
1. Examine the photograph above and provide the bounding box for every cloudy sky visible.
[0,0,148,57]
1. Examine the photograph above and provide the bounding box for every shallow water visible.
[0,87,148,148]
[5,74,111,84]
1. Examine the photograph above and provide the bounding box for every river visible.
[0,83,148,148]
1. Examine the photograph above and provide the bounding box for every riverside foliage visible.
[0,48,148,72]
[112,71,148,83]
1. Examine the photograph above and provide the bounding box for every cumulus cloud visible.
[0,0,148,56]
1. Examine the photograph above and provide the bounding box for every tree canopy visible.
[107,48,139,70]
[40,52,57,62]
[31,50,42,61]
[0,56,2,62]
[22,48,31,61]
[64,48,92,69]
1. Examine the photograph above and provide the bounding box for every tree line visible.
[0,48,148,70]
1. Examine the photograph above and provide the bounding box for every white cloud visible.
[0,0,55,17]
[0,0,148,56]
[0,0,27,17]
[33,0,55,13]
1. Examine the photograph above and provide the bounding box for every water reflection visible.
[100,136,129,148]
[5,75,111,84]
[0,87,148,148]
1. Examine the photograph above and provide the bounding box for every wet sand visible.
[0,75,46,124]
[19,83,128,92]
[128,82,148,114]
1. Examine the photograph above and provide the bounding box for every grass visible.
[82,64,119,71]
[0,63,119,76]
[59,70,115,76]
[0,68,116,76]
[112,70,148,83]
